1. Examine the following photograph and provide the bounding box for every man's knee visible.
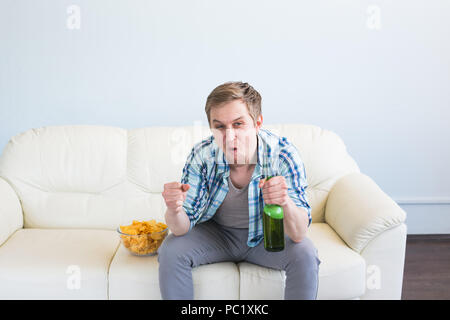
[158,233,190,265]
[287,237,321,269]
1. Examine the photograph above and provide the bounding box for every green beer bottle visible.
[262,176,285,252]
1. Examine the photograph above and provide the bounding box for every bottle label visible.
[263,176,284,219]
[263,204,284,219]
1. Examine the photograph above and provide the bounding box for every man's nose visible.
[223,129,236,150]
[225,128,236,142]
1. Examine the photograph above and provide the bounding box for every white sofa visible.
[0,124,407,300]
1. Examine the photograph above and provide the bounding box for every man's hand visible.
[162,182,190,214]
[259,176,290,207]
[259,176,309,243]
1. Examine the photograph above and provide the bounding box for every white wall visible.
[0,0,449,233]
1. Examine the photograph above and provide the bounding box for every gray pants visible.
[157,219,321,300]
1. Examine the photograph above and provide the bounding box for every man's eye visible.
[215,123,241,129]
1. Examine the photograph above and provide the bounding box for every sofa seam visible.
[357,222,406,254]
[106,240,122,300]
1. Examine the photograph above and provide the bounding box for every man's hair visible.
[205,81,262,127]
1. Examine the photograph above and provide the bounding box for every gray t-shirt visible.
[213,176,249,228]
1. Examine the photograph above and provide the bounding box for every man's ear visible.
[255,114,263,131]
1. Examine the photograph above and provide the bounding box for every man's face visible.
[209,100,262,166]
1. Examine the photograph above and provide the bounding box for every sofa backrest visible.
[0,124,359,229]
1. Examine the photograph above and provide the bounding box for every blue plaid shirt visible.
[180,127,311,247]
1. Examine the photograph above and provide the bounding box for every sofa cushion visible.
[238,223,366,299]
[0,228,119,299]
[108,244,240,299]
[0,125,170,229]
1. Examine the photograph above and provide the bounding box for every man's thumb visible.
[181,184,190,192]
[259,179,265,188]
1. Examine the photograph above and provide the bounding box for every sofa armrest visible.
[325,172,406,253]
[0,177,23,246]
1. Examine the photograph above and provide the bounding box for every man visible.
[159,81,320,299]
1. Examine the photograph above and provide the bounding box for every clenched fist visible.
[162,182,190,213]
[259,176,290,207]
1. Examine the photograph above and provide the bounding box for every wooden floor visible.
[401,234,450,300]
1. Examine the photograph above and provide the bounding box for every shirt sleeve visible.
[180,146,209,230]
[278,141,312,227]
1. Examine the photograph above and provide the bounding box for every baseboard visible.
[395,200,450,235]
[407,234,450,241]
[395,197,450,205]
